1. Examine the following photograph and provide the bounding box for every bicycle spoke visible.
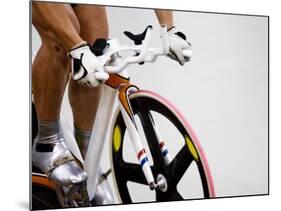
[118,162,154,185]
[169,145,194,184]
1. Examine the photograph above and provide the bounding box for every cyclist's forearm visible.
[154,9,174,29]
[33,2,83,50]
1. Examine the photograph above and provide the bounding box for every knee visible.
[33,23,70,65]
[83,27,109,45]
[99,26,109,40]
[42,37,69,66]
[79,8,109,44]
[32,4,80,55]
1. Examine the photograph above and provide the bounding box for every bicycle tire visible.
[110,90,215,204]
[32,174,61,210]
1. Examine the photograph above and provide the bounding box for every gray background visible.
[32,6,268,201]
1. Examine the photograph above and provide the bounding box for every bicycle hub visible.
[149,174,168,192]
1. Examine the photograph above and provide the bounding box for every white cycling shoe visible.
[32,120,87,186]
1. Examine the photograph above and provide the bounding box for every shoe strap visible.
[46,153,75,178]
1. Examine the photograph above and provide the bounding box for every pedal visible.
[98,168,112,185]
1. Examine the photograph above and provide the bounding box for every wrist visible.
[160,24,174,31]
[61,33,85,51]
[68,40,89,58]
[167,26,177,36]
[69,40,88,51]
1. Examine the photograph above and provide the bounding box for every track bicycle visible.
[31,25,215,209]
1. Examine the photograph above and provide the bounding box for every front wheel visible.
[110,90,215,204]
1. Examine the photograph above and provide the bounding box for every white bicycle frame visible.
[60,26,192,200]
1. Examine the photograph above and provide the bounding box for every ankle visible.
[74,127,92,158]
[37,119,63,142]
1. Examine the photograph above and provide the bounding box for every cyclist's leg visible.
[68,5,114,205]
[68,5,109,131]
[32,4,80,120]
[32,4,87,186]
[68,5,108,156]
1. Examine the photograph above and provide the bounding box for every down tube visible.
[84,84,118,200]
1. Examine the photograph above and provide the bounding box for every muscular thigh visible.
[72,5,109,44]
[32,3,80,47]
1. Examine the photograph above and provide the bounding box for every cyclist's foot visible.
[32,120,87,186]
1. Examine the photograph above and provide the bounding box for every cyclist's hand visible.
[69,42,109,87]
[167,26,192,65]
